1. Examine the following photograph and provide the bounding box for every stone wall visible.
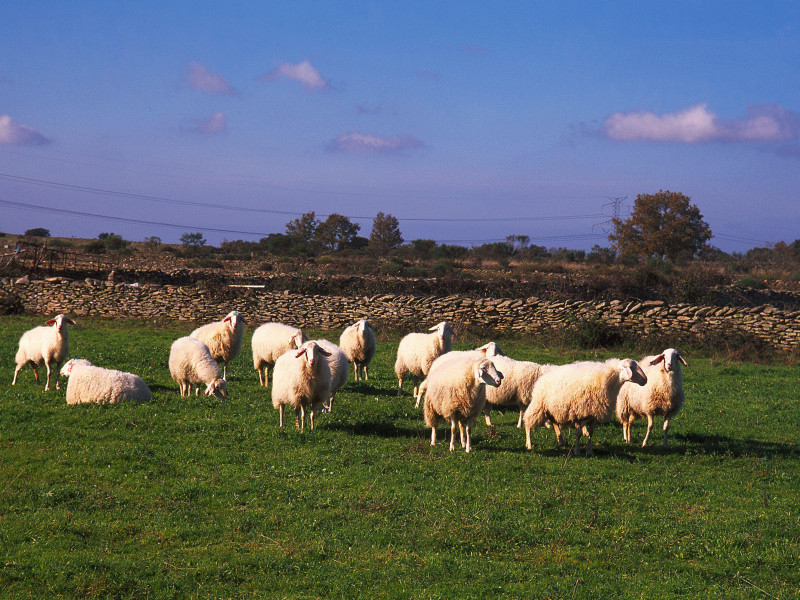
[3,277,800,351]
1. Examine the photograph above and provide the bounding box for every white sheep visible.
[394,321,455,398]
[616,348,687,448]
[271,340,332,431]
[423,355,504,453]
[338,319,376,382]
[251,322,307,387]
[12,314,76,391]
[168,336,228,399]
[523,358,647,456]
[414,341,502,408]
[60,358,152,405]
[190,311,246,380]
[314,339,349,412]
[482,355,553,428]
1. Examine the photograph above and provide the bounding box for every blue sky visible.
[2,1,799,251]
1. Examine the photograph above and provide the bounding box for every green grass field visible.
[1,316,798,599]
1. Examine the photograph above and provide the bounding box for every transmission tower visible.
[594,196,628,236]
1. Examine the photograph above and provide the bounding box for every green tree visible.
[609,190,712,262]
[369,212,404,251]
[180,232,206,247]
[24,227,50,237]
[314,213,361,252]
[285,211,319,246]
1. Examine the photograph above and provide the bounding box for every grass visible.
[1,316,799,599]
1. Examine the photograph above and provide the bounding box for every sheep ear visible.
[649,354,665,366]
[620,366,633,381]
[428,325,439,332]
[678,353,688,366]
[295,347,307,358]
[318,348,332,357]
[45,318,56,326]
[65,317,76,325]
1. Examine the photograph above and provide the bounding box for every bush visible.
[563,316,627,349]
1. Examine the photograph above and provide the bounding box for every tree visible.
[505,234,530,254]
[285,211,318,246]
[369,212,404,251]
[180,232,206,247]
[314,213,361,252]
[24,227,50,237]
[609,190,712,262]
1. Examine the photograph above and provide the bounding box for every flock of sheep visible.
[11,312,688,456]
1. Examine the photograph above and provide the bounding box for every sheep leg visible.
[310,407,316,430]
[396,375,404,396]
[262,366,270,388]
[516,410,524,429]
[483,406,493,427]
[364,365,369,381]
[464,421,472,453]
[296,406,304,432]
[662,417,671,448]
[412,376,419,399]
[552,422,566,447]
[222,363,228,381]
[430,425,437,446]
[641,414,654,447]
[572,422,582,456]
[279,404,284,428]
[458,421,466,448]
[449,420,457,452]
[44,363,53,391]
[584,422,595,457]
[325,393,334,413]
[12,364,23,386]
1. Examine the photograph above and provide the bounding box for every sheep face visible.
[295,341,331,367]
[205,378,228,399]
[476,341,503,357]
[290,329,306,350]
[358,319,373,335]
[429,321,455,342]
[476,359,503,388]
[649,348,688,373]
[620,359,648,386]
[60,358,93,377]
[223,311,245,330]
[46,314,76,332]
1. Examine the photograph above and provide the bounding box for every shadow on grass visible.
[673,432,798,459]
[324,420,420,439]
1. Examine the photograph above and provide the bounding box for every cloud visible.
[185,61,236,95]
[602,103,800,144]
[262,60,329,90]
[327,132,424,155]
[184,111,227,134]
[0,115,50,145]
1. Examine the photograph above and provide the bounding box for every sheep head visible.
[223,311,245,330]
[295,341,331,367]
[619,359,647,386]
[476,341,503,357]
[649,348,687,372]
[475,359,503,388]
[60,358,93,377]
[205,378,228,399]
[46,314,76,331]
[429,321,455,342]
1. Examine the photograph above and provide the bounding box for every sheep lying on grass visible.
[339,319,375,382]
[315,339,348,412]
[423,355,503,453]
[271,341,332,431]
[524,358,647,456]
[60,358,152,405]
[616,348,687,448]
[394,321,455,398]
[190,311,246,380]
[168,336,228,399]
[251,322,307,387]
[414,341,502,408]
[13,314,76,391]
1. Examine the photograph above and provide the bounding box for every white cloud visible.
[185,112,227,134]
[185,61,236,95]
[262,60,329,90]
[0,114,49,145]
[602,103,800,143]
[328,132,424,155]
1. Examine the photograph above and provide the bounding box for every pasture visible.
[1,315,798,599]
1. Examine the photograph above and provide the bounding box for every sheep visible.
[168,336,228,399]
[59,358,152,405]
[314,339,348,412]
[423,355,504,453]
[414,341,503,408]
[251,322,307,387]
[523,358,647,457]
[190,311,246,380]
[616,348,688,448]
[271,340,332,431]
[338,319,376,382]
[482,355,553,428]
[394,321,455,398]
[12,314,76,391]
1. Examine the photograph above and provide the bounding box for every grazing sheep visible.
[271,340,332,431]
[523,358,647,456]
[190,311,246,380]
[616,348,687,448]
[338,319,376,382]
[168,336,228,399]
[423,355,504,453]
[414,341,503,408]
[394,321,455,398]
[314,339,348,412]
[12,314,76,391]
[60,358,152,405]
[251,322,307,387]
[482,355,553,428]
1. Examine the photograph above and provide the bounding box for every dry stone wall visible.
[3,277,800,351]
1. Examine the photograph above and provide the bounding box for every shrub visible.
[563,316,627,349]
